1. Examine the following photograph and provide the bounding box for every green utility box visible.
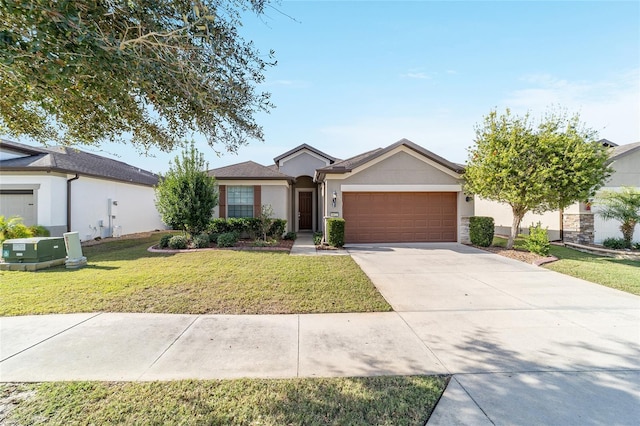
[2,237,67,263]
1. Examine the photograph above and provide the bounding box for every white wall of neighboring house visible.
[70,175,165,241]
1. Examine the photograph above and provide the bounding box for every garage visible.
[0,189,36,225]
[343,192,457,243]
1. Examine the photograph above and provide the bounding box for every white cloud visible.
[502,69,640,144]
[403,72,432,80]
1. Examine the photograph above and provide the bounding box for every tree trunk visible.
[621,221,636,249]
[508,209,525,250]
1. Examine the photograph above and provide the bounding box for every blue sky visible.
[15,1,640,173]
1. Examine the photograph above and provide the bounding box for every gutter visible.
[66,174,79,232]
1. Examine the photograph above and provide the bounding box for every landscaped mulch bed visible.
[476,245,557,266]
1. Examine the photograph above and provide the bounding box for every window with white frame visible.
[227,186,254,218]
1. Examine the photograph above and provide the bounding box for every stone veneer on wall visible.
[563,213,594,245]
[460,217,471,244]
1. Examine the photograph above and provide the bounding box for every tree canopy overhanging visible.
[464,108,613,249]
[0,0,275,152]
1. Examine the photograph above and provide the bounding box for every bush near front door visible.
[327,218,345,247]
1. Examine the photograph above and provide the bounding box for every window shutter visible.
[219,185,226,219]
[254,185,261,217]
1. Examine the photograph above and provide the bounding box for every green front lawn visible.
[491,235,640,295]
[4,376,448,425]
[0,234,391,316]
[545,245,640,295]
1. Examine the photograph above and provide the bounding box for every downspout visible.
[66,174,79,232]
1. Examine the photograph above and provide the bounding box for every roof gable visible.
[273,144,338,165]
[314,138,463,181]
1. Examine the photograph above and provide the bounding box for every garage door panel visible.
[343,192,457,243]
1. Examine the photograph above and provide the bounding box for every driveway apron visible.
[347,243,640,425]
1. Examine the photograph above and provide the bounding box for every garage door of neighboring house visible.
[0,190,37,225]
[343,192,457,243]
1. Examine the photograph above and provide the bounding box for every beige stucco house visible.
[209,138,474,244]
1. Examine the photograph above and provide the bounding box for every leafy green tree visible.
[595,187,640,248]
[0,0,274,153]
[465,109,612,249]
[155,143,218,237]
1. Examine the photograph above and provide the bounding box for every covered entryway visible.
[343,192,457,243]
[0,189,36,225]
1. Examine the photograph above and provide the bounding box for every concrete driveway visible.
[347,243,640,425]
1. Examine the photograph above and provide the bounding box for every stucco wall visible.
[261,185,289,221]
[278,151,329,178]
[608,150,640,187]
[340,151,460,185]
[70,176,165,241]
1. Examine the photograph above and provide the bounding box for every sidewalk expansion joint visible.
[138,315,200,380]
[0,312,103,363]
[454,375,496,425]
[395,311,452,375]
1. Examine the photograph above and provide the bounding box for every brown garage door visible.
[343,192,457,243]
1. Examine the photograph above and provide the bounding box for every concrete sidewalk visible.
[1,312,445,381]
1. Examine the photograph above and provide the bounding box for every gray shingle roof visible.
[0,140,159,186]
[315,138,464,177]
[208,161,293,181]
[611,141,640,160]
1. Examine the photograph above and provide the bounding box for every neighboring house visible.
[0,139,166,241]
[474,140,640,244]
[209,139,474,244]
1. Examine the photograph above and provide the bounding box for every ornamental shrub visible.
[313,232,323,245]
[469,216,494,247]
[524,222,550,256]
[208,232,220,244]
[602,237,627,250]
[208,218,231,234]
[217,232,238,248]
[269,219,287,239]
[159,234,173,248]
[192,233,210,249]
[29,225,50,237]
[326,218,345,247]
[283,231,297,241]
[168,235,188,249]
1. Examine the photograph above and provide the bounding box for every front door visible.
[298,191,312,230]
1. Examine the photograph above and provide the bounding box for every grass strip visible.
[4,376,448,425]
